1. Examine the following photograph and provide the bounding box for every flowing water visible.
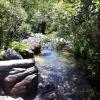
[34,43,95,100]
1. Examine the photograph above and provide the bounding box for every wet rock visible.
[9,68,26,74]
[2,48,23,60]
[48,92,58,100]
[38,83,56,96]
[4,67,37,91]
[0,59,38,99]
[10,74,38,97]
[19,50,34,59]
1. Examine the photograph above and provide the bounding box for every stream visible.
[34,43,95,100]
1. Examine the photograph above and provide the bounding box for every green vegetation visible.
[10,41,30,52]
[0,49,4,60]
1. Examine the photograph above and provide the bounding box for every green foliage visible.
[10,41,30,52]
[49,0,100,60]
[0,49,3,60]
[19,23,31,33]
[0,0,28,47]
[41,37,51,44]
[71,0,100,59]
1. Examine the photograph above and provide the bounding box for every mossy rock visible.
[10,41,30,53]
[10,41,34,58]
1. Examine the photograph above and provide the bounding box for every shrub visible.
[10,41,30,52]
[0,49,4,60]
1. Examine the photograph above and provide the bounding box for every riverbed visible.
[34,48,95,100]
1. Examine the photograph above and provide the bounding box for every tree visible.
[0,0,28,47]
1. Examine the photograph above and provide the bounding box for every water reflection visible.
[35,47,94,100]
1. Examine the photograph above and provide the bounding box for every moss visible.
[10,41,30,52]
[0,49,4,60]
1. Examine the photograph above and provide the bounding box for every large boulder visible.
[0,59,35,70]
[1,48,23,60]
[10,74,38,97]
[0,96,23,100]
[22,33,44,55]
[22,38,41,55]
[0,59,38,99]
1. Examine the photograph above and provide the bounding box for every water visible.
[34,44,95,100]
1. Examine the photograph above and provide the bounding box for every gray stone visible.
[9,68,26,74]
[10,74,38,96]
[0,96,23,100]
[0,59,38,98]
[2,48,23,60]
[5,67,37,83]
[0,59,35,71]
[22,33,44,55]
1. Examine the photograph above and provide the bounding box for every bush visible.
[0,49,4,60]
[10,41,30,52]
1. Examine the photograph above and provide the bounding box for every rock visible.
[40,83,56,95]
[0,86,5,95]
[4,67,37,83]
[4,67,38,95]
[0,96,23,100]
[10,74,38,97]
[9,68,26,74]
[2,48,23,60]
[48,92,58,100]
[22,33,44,55]
[0,59,38,99]
[19,50,34,59]
[0,59,35,71]
[35,91,58,100]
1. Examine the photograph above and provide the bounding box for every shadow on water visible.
[34,43,99,100]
